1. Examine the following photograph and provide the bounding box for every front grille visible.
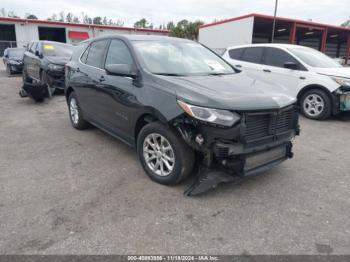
[242,106,297,144]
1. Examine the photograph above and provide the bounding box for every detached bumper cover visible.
[21,82,48,100]
[10,64,23,72]
[47,70,65,89]
[185,143,293,196]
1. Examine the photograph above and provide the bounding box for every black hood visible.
[46,56,70,65]
[153,72,296,111]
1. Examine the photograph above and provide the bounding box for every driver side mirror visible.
[284,62,299,70]
[105,64,137,77]
[35,50,42,58]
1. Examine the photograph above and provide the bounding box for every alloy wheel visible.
[70,98,79,124]
[143,133,175,177]
[303,94,325,117]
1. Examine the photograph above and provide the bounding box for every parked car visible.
[21,41,74,102]
[333,57,350,67]
[65,35,300,195]
[223,44,350,120]
[3,47,25,76]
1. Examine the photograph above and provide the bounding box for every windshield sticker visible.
[43,44,55,50]
[205,60,225,71]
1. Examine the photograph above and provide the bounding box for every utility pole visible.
[271,0,278,43]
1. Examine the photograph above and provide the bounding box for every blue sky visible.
[1,0,349,27]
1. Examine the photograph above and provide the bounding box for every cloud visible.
[1,0,349,26]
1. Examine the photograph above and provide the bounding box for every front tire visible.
[68,92,90,130]
[137,122,195,185]
[300,89,331,120]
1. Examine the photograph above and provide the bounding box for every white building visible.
[199,13,350,63]
[0,16,169,53]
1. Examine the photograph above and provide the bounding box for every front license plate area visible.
[244,146,287,172]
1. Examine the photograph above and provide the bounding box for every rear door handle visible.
[99,76,105,82]
[263,69,271,73]
[235,64,242,68]
[76,67,80,72]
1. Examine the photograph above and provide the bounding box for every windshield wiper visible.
[154,73,187,76]
[207,72,234,76]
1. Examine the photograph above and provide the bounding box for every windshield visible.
[132,40,235,76]
[8,49,24,59]
[288,47,342,68]
[42,43,74,57]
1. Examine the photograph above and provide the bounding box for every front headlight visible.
[177,100,241,127]
[331,76,350,87]
[48,64,64,71]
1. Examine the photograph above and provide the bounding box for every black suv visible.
[21,41,73,102]
[65,35,300,195]
[3,47,25,76]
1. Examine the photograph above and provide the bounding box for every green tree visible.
[341,20,350,27]
[7,11,19,18]
[103,16,107,25]
[134,18,149,28]
[167,21,175,30]
[66,12,73,22]
[73,16,80,23]
[93,16,102,24]
[169,20,204,40]
[26,14,38,19]
[59,11,65,22]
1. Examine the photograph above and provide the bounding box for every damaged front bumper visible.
[175,105,300,196]
[46,70,65,90]
[334,87,350,112]
[184,142,293,196]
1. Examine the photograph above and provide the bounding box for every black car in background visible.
[21,41,73,102]
[65,35,300,195]
[3,47,25,76]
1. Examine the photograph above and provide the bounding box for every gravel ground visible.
[0,64,349,255]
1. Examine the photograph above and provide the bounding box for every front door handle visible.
[99,76,105,82]
[263,69,271,73]
[235,64,242,68]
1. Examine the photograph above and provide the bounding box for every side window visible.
[105,39,133,66]
[263,47,301,68]
[86,40,108,68]
[80,45,90,64]
[228,48,244,60]
[241,47,264,64]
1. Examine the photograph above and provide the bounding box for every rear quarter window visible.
[228,48,245,60]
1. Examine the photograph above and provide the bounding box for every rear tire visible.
[137,121,194,185]
[300,89,331,120]
[68,92,90,130]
